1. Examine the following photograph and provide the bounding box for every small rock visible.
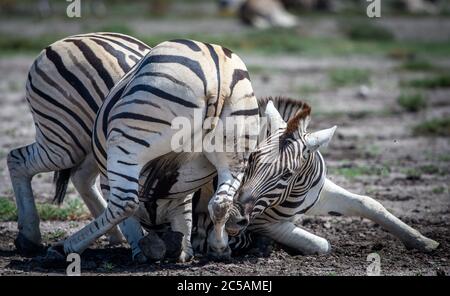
[324,222,332,229]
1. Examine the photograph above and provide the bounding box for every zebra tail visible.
[53,168,72,205]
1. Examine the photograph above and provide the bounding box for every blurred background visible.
[0,0,449,275]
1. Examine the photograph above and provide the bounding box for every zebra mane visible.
[257,96,311,136]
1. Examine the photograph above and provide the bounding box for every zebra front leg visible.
[205,169,240,260]
[258,220,331,255]
[306,178,439,252]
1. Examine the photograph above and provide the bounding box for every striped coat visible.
[7,33,151,256]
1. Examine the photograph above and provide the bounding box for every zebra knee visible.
[7,150,29,179]
[108,194,140,219]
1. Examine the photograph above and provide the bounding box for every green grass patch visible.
[0,197,17,221]
[403,168,422,180]
[403,74,450,89]
[329,68,371,87]
[43,229,67,241]
[98,23,135,35]
[296,84,321,96]
[330,164,390,179]
[0,197,89,222]
[2,27,450,58]
[342,20,394,41]
[102,262,115,272]
[0,34,62,54]
[413,118,450,137]
[399,59,436,71]
[397,92,426,112]
[432,187,446,194]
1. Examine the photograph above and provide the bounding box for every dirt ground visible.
[0,13,449,275]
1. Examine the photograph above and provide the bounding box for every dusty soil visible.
[0,14,449,275]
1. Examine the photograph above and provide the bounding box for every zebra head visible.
[226,99,336,236]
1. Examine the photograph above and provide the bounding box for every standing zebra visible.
[48,39,260,261]
[217,97,439,255]
[7,32,151,256]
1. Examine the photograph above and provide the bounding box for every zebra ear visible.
[304,126,337,151]
[265,100,287,131]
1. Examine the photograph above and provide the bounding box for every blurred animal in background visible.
[394,0,440,14]
[219,0,298,28]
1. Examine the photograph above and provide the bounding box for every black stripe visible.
[230,108,259,116]
[36,141,60,168]
[29,74,92,138]
[112,193,138,202]
[45,46,99,114]
[108,170,139,183]
[66,39,115,89]
[102,84,127,140]
[89,38,131,73]
[100,33,150,52]
[115,98,161,109]
[170,39,201,52]
[123,84,199,108]
[134,71,193,92]
[30,103,85,158]
[205,43,221,104]
[117,160,138,166]
[37,125,76,164]
[230,69,250,96]
[117,145,130,155]
[108,127,150,147]
[108,112,171,126]
[137,55,207,96]
[92,35,146,60]
[113,187,138,195]
[110,199,126,212]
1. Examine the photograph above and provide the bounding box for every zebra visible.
[7,32,151,257]
[45,39,260,262]
[211,96,439,255]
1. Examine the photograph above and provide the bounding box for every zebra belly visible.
[136,154,216,227]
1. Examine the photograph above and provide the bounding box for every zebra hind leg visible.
[99,175,146,263]
[307,178,439,252]
[165,193,194,262]
[257,220,331,255]
[7,142,67,255]
[71,154,124,245]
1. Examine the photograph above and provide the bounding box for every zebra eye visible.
[281,170,292,180]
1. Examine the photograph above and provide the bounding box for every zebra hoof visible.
[138,230,166,262]
[160,230,183,260]
[14,233,44,257]
[178,249,194,263]
[32,245,66,268]
[132,252,148,264]
[405,237,439,253]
